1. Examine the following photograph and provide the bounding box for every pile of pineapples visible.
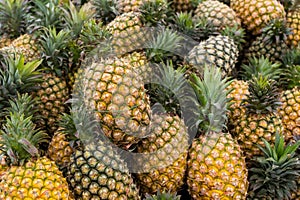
[1,0,300,199]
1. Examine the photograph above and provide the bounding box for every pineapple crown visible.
[243,74,282,114]
[62,1,96,39]
[91,0,118,25]
[56,112,78,142]
[145,27,184,63]
[170,12,219,44]
[178,16,220,42]
[0,54,43,110]
[281,46,300,89]
[0,95,49,165]
[38,27,71,75]
[1,93,40,124]
[79,19,110,54]
[27,0,65,33]
[139,0,173,27]
[240,56,282,81]
[189,65,232,134]
[259,19,292,44]
[146,61,188,116]
[220,25,246,51]
[0,0,31,38]
[247,132,300,199]
[144,190,181,200]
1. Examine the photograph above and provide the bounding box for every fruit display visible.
[1,0,300,199]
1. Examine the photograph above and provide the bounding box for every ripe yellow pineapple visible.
[105,0,171,55]
[187,66,248,199]
[0,34,40,63]
[0,98,72,199]
[232,70,283,159]
[231,0,286,35]
[134,63,190,195]
[80,55,151,149]
[193,0,241,31]
[35,27,71,135]
[226,79,249,129]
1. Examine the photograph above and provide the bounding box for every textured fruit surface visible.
[0,157,71,199]
[187,132,248,199]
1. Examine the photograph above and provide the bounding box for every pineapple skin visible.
[279,88,300,143]
[0,36,12,48]
[0,34,40,63]
[81,56,151,149]
[244,33,289,63]
[230,0,286,35]
[287,8,300,47]
[47,129,74,168]
[187,132,248,199]
[0,157,72,199]
[67,141,140,200]
[169,0,194,12]
[193,0,241,31]
[36,73,70,135]
[233,113,283,159]
[186,35,239,77]
[116,0,149,14]
[226,79,249,127]
[105,11,152,56]
[134,114,189,195]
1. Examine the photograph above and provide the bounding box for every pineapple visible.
[79,54,151,149]
[35,27,71,135]
[0,98,72,199]
[66,105,140,199]
[187,66,248,199]
[185,33,239,77]
[193,0,241,32]
[47,112,77,170]
[244,19,292,63]
[105,0,171,56]
[230,0,286,35]
[0,34,40,63]
[287,1,300,47]
[227,56,281,129]
[0,0,66,62]
[232,73,283,160]
[247,133,300,199]
[133,62,190,195]
[226,79,249,129]
[279,46,300,143]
